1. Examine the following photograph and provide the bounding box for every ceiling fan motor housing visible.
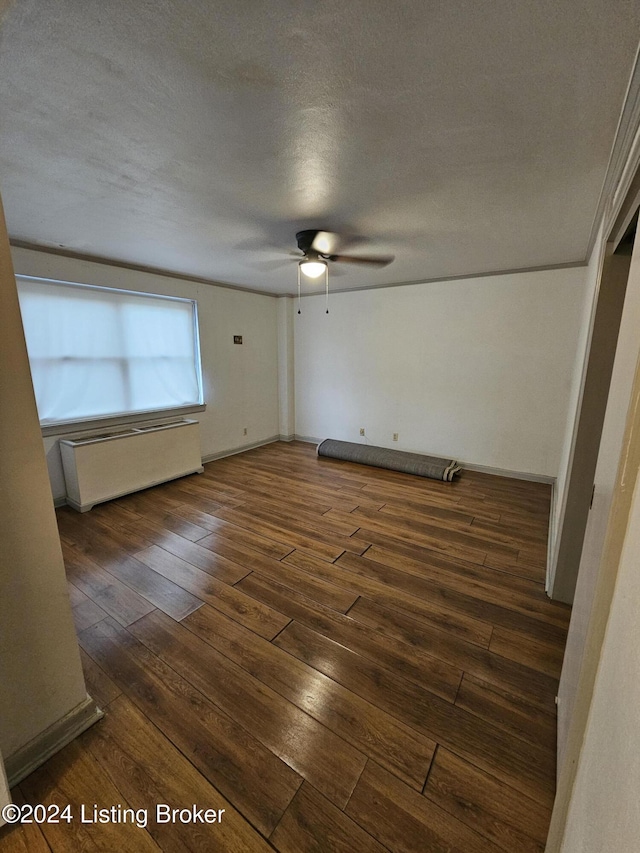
[295,229,322,255]
[295,229,393,266]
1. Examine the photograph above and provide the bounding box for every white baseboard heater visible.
[60,419,204,512]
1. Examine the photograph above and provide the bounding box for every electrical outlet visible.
[393,432,399,441]
[359,428,365,436]
[243,427,247,436]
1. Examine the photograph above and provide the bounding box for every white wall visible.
[11,251,589,496]
[294,267,587,477]
[559,458,640,852]
[0,201,89,764]
[11,247,280,501]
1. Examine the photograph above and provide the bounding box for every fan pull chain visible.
[297,264,301,314]
[325,266,329,314]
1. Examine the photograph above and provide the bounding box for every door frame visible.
[548,153,640,603]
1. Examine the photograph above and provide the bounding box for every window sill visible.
[41,404,207,438]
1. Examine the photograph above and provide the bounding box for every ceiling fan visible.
[294,229,394,314]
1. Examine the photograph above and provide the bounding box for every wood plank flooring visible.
[0,441,570,852]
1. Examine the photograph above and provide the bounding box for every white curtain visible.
[17,278,203,425]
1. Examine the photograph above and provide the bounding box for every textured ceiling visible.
[1,0,639,295]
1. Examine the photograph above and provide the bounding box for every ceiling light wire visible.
[325,265,329,314]
[296,258,329,315]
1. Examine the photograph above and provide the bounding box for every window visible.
[16,276,203,427]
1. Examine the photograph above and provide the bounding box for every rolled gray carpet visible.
[316,439,461,481]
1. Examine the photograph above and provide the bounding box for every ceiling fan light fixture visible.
[299,259,327,278]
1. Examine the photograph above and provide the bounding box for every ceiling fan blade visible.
[310,230,343,255]
[330,253,394,267]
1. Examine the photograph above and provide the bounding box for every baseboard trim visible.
[6,695,104,787]
[461,462,556,485]
[295,436,555,484]
[54,437,294,499]
[295,434,322,445]
[202,435,281,464]
[55,435,554,486]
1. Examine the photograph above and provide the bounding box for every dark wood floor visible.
[1,441,570,852]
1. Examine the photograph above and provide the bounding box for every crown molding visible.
[10,245,588,301]
[586,43,640,259]
[294,260,587,298]
[10,240,279,299]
